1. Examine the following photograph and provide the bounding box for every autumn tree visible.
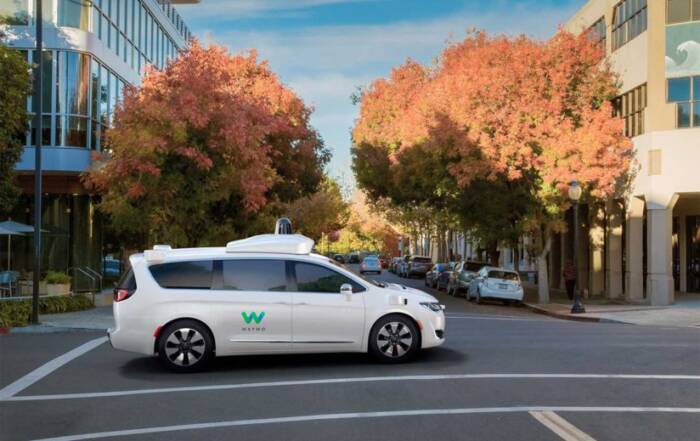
[85,41,328,247]
[284,177,348,242]
[0,41,31,216]
[353,31,632,301]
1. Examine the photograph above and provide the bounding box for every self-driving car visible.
[109,222,445,372]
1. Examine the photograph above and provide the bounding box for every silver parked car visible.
[467,267,524,305]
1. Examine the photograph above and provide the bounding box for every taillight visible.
[114,288,134,302]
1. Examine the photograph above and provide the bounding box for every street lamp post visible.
[32,0,44,324]
[569,181,585,314]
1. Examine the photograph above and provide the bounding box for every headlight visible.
[420,302,444,312]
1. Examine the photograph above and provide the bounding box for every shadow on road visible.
[118,347,466,377]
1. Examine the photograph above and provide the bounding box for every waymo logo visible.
[241,311,265,324]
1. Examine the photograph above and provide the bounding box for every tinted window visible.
[464,262,487,272]
[488,270,519,281]
[116,268,136,290]
[412,257,432,263]
[222,259,287,291]
[293,262,363,293]
[150,260,213,289]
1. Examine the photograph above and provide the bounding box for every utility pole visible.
[32,0,44,324]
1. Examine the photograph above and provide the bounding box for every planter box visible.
[19,281,48,296]
[46,283,70,296]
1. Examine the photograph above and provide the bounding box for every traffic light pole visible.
[32,0,44,325]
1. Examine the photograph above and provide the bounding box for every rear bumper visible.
[480,286,524,301]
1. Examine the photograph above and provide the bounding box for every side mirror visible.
[340,283,353,300]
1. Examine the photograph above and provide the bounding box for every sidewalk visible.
[523,284,700,328]
[10,306,114,333]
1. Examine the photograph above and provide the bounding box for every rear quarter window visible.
[116,268,137,290]
[149,260,214,289]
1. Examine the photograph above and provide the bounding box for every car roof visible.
[483,266,518,273]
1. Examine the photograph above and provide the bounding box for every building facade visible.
[561,0,700,305]
[1,0,196,281]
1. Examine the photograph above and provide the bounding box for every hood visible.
[385,283,439,303]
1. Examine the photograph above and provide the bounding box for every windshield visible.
[329,259,387,287]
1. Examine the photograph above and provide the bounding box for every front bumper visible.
[420,311,446,349]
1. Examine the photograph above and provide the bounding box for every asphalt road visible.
[1,266,699,441]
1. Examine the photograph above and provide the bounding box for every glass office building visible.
[1,0,196,281]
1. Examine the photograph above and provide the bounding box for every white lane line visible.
[5,373,699,402]
[0,336,107,400]
[530,411,596,441]
[29,406,700,441]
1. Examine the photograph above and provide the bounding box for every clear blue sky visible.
[176,0,584,190]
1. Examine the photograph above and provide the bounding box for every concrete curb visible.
[523,303,629,325]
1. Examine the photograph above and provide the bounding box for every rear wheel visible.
[369,315,420,363]
[157,320,214,373]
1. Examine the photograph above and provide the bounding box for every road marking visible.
[29,406,700,441]
[0,336,107,400]
[4,373,699,402]
[530,411,596,441]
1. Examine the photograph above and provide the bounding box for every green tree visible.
[0,42,30,216]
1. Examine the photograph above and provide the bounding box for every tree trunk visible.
[462,231,468,260]
[536,233,552,303]
[487,240,499,266]
[513,245,520,274]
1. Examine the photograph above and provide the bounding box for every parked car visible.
[348,253,360,264]
[467,266,524,305]
[389,257,402,273]
[437,262,457,291]
[400,256,433,278]
[109,224,446,372]
[333,254,346,263]
[360,256,382,274]
[425,263,446,289]
[378,255,390,269]
[447,261,489,297]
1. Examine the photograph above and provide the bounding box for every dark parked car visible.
[389,257,402,273]
[447,260,489,296]
[400,256,433,278]
[348,253,360,264]
[333,254,345,263]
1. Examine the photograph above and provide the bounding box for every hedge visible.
[0,295,94,328]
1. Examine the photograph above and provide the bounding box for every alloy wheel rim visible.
[164,328,205,366]
[377,322,413,358]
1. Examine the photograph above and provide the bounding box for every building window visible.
[667,76,700,128]
[667,0,700,23]
[612,0,648,50]
[588,17,607,48]
[0,0,29,24]
[57,0,89,30]
[613,83,647,137]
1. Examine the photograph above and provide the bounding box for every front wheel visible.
[369,315,420,363]
[157,320,214,373]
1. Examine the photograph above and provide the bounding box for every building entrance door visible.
[687,216,700,293]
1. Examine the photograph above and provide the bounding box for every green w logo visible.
[241,311,265,324]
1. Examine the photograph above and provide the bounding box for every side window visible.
[149,260,213,289]
[221,259,287,292]
[292,262,364,293]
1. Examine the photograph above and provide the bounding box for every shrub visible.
[0,295,94,328]
[43,271,71,284]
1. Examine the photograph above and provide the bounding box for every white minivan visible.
[108,233,445,372]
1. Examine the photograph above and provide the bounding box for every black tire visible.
[369,314,420,363]
[157,320,214,373]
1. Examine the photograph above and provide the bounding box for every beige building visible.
[558,0,700,305]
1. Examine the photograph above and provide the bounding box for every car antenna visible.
[275,217,293,235]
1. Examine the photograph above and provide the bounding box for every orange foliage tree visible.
[86,41,328,247]
[353,31,633,300]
